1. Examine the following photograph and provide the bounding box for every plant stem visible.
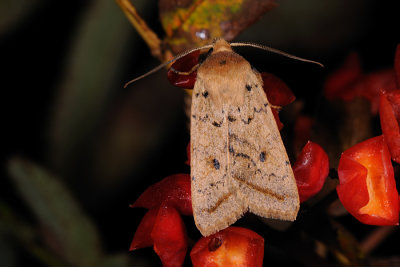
[115,0,163,60]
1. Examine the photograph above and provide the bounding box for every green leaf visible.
[8,157,102,267]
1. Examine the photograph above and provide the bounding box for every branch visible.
[116,0,163,60]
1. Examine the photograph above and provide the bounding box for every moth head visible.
[212,38,232,53]
[123,39,323,88]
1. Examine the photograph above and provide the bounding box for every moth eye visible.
[212,158,220,170]
[260,151,266,162]
[245,84,252,91]
[219,60,227,65]
[195,93,199,97]
[202,91,209,98]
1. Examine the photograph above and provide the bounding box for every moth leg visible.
[169,63,200,75]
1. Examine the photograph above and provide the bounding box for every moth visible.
[125,39,322,236]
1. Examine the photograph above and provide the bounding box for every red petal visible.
[379,90,400,163]
[337,136,399,225]
[337,154,370,218]
[293,141,329,202]
[130,208,158,251]
[324,52,363,100]
[261,72,295,106]
[151,205,187,267]
[385,89,400,123]
[167,50,199,89]
[131,174,192,215]
[191,227,264,267]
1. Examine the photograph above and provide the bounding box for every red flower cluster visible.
[128,46,400,266]
[130,174,265,266]
[131,136,330,266]
[324,52,397,114]
[325,44,400,225]
[130,174,191,267]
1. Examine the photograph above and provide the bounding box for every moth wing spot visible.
[212,158,220,170]
[260,151,266,162]
[212,121,222,127]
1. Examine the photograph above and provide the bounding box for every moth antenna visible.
[124,44,214,88]
[230,42,324,67]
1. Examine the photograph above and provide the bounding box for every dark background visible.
[1,0,399,266]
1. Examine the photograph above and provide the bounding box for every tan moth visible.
[125,38,323,236]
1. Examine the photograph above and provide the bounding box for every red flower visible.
[261,72,295,106]
[378,45,400,163]
[336,136,399,225]
[261,72,295,130]
[292,141,329,203]
[167,50,199,89]
[151,205,188,267]
[131,174,192,215]
[130,174,192,266]
[190,227,264,267]
[379,90,400,163]
[324,52,397,114]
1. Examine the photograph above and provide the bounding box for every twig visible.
[115,0,163,60]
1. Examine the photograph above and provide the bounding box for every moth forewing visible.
[190,39,299,236]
